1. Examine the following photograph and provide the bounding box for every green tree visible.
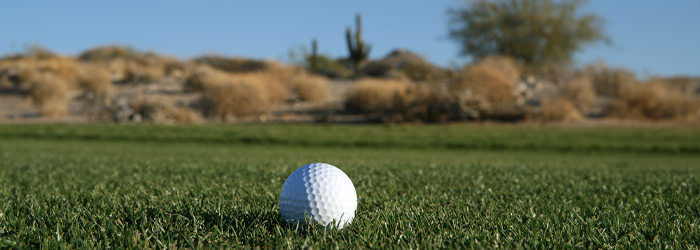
[448,0,608,67]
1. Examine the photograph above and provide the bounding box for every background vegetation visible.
[1,1,698,124]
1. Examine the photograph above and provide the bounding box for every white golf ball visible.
[279,163,357,229]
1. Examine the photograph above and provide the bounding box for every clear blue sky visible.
[1,1,698,77]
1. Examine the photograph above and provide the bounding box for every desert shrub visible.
[379,84,448,123]
[584,63,637,97]
[402,61,440,82]
[25,72,70,117]
[361,50,439,81]
[344,79,448,122]
[651,76,698,94]
[106,58,165,83]
[610,82,700,121]
[79,46,135,61]
[361,61,394,78]
[183,65,230,92]
[79,46,177,83]
[193,55,270,73]
[540,98,583,122]
[200,80,269,119]
[77,63,113,99]
[33,57,81,89]
[233,72,289,105]
[307,55,351,79]
[449,64,515,104]
[168,106,205,124]
[476,56,522,83]
[344,79,411,113]
[291,74,329,102]
[562,77,596,112]
[184,65,292,118]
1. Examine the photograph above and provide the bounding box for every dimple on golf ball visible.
[279,163,357,229]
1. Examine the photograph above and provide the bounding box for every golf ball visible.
[279,163,357,229]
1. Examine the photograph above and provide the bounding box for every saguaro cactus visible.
[309,38,319,72]
[346,14,371,75]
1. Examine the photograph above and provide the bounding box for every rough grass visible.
[0,124,698,248]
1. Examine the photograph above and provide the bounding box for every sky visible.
[1,0,698,78]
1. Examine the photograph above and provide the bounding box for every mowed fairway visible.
[0,125,699,248]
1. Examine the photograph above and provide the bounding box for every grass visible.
[2,124,700,154]
[0,124,699,248]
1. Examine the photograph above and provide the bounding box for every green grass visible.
[2,123,700,153]
[0,124,699,248]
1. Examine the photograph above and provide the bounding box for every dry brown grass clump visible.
[540,98,583,122]
[610,81,700,121]
[77,63,113,99]
[184,65,291,119]
[344,79,412,113]
[79,46,180,83]
[562,77,596,113]
[344,78,444,122]
[584,63,637,97]
[200,80,270,119]
[233,72,289,105]
[192,55,271,74]
[475,56,522,83]
[449,65,515,104]
[291,74,329,102]
[24,72,70,117]
[183,65,230,92]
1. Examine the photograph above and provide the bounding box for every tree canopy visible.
[448,0,608,67]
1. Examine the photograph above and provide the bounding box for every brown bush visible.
[291,74,329,102]
[183,65,230,92]
[449,65,515,104]
[35,57,81,88]
[476,56,522,83]
[25,72,70,117]
[233,72,289,105]
[107,59,164,83]
[651,76,698,94]
[584,63,637,97]
[169,106,205,124]
[78,63,113,99]
[402,61,440,82]
[344,79,447,122]
[541,98,583,122]
[610,82,700,121]
[80,46,176,83]
[562,77,596,112]
[184,65,294,118]
[192,55,271,73]
[344,79,412,113]
[200,80,270,118]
